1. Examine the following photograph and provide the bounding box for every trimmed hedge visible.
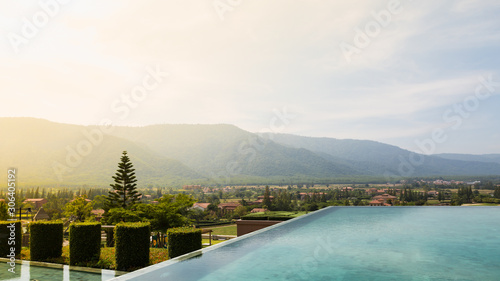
[0,221,22,257]
[194,221,233,228]
[239,216,292,221]
[115,222,150,271]
[69,222,101,266]
[30,221,63,261]
[167,227,202,259]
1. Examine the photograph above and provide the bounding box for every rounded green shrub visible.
[29,221,63,261]
[69,222,101,265]
[167,227,202,259]
[115,222,150,271]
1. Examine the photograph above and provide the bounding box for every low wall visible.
[236,220,282,236]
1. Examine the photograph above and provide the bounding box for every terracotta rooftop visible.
[24,198,46,202]
[193,203,211,209]
[218,202,241,207]
[91,209,105,216]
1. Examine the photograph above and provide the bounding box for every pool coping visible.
[0,257,127,276]
[109,206,335,280]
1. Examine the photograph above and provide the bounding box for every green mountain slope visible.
[105,124,360,178]
[269,133,500,177]
[1,118,499,187]
[0,118,202,186]
[436,153,500,164]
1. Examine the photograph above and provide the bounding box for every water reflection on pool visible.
[0,260,120,281]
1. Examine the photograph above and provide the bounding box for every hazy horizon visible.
[2,1,500,154]
[3,116,500,157]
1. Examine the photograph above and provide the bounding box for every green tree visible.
[106,151,141,209]
[103,194,196,232]
[263,186,272,209]
[494,186,500,199]
[103,208,142,224]
[307,202,318,211]
[92,195,107,210]
[437,191,444,202]
[0,201,9,220]
[63,195,93,222]
[233,206,248,218]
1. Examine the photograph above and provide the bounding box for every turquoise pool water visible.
[115,207,500,281]
[0,261,119,281]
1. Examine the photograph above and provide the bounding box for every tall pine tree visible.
[105,151,141,209]
[263,185,272,210]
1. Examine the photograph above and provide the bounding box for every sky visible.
[1,0,500,154]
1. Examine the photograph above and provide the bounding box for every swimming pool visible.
[113,207,500,280]
[0,260,120,281]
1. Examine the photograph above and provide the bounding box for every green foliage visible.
[273,189,293,211]
[167,227,202,259]
[114,222,150,271]
[30,221,63,261]
[0,221,22,256]
[233,206,248,218]
[241,211,305,221]
[103,194,195,232]
[106,151,142,209]
[263,186,272,209]
[308,202,319,211]
[0,202,9,221]
[452,186,474,205]
[437,191,444,201]
[64,195,93,222]
[494,186,500,199]
[399,188,427,204]
[69,222,101,266]
[102,208,142,225]
[92,195,107,210]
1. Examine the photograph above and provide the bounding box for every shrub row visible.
[167,227,202,259]
[9,220,154,271]
[115,222,150,271]
[240,216,292,221]
[0,221,22,257]
[194,221,233,228]
[69,222,101,266]
[30,221,63,261]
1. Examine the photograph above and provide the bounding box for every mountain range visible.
[1,118,499,187]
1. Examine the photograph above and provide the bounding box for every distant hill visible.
[0,118,202,186]
[435,153,500,164]
[103,124,360,179]
[268,133,500,178]
[1,118,499,187]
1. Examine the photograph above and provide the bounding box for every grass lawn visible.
[462,203,500,206]
[206,225,237,236]
[202,238,225,247]
[21,246,169,271]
